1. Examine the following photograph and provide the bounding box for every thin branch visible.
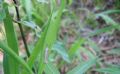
[12,0,30,57]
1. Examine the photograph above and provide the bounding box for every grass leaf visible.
[0,41,33,74]
[96,13,118,25]
[3,3,19,74]
[68,38,85,59]
[67,58,97,74]
[96,67,120,74]
[88,25,117,37]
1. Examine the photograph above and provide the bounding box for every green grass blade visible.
[27,12,53,69]
[98,10,120,14]
[27,1,66,73]
[96,67,120,74]
[67,58,97,74]
[24,11,53,74]
[38,1,66,74]
[3,3,19,74]
[68,0,73,5]
[96,13,118,26]
[52,42,70,63]
[89,12,120,37]
[22,17,49,74]
[88,25,118,37]
[68,38,85,59]
[50,0,57,11]
[44,0,66,47]
[0,41,33,74]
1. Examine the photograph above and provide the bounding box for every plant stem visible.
[12,0,36,73]
[12,0,30,57]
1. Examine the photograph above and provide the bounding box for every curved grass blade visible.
[96,14,118,26]
[0,41,33,74]
[52,41,70,63]
[98,10,120,14]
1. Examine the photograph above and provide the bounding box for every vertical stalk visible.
[12,0,36,73]
[13,0,30,57]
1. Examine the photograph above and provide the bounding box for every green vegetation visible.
[0,0,120,74]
